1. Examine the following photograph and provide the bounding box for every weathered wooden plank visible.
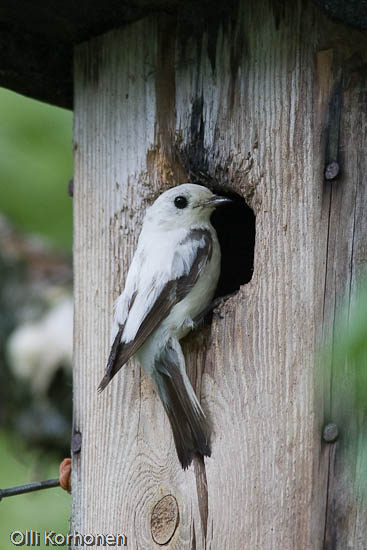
[72,1,367,548]
[73,18,204,549]
[316,42,367,549]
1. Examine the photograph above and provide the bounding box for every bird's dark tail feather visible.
[153,340,211,469]
[98,324,125,393]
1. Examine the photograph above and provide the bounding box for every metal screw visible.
[323,422,339,443]
[325,161,340,181]
[71,431,82,454]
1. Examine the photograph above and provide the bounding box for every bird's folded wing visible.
[98,228,213,392]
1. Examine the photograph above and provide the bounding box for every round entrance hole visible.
[210,187,255,299]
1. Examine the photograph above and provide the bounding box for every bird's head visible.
[144,183,231,230]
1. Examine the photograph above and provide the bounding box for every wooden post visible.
[72,1,367,547]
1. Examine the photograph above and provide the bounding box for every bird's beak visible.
[198,195,232,208]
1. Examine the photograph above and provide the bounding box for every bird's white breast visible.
[162,231,220,337]
[136,225,220,373]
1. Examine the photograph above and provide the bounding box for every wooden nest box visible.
[2,0,367,548]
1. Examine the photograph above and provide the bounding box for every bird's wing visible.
[98,228,213,392]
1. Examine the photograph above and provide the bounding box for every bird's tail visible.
[152,339,211,469]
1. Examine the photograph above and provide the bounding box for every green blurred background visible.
[0,87,72,251]
[0,87,72,549]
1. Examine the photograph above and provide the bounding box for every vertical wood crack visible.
[322,448,332,549]
[194,456,209,548]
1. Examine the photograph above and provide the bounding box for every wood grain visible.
[72,1,367,548]
[315,43,367,549]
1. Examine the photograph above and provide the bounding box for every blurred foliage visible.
[0,432,70,549]
[0,88,73,251]
[0,86,73,461]
[0,89,72,545]
[0,242,72,452]
[323,287,367,498]
[333,290,367,412]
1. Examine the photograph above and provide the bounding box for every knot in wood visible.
[151,495,179,545]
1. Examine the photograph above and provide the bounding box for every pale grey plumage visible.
[98,183,230,468]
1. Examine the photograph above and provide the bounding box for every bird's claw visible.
[193,291,236,327]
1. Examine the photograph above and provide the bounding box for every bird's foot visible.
[193,292,237,327]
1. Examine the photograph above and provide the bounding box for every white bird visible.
[98,183,230,468]
[7,296,73,397]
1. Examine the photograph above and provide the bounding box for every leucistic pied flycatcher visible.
[98,184,230,469]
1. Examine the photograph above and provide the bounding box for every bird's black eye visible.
[174,196,188,209]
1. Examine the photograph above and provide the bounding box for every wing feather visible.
[98,228,213,392]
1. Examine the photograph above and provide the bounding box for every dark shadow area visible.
[210,186,255,299]
[177,137,256,299]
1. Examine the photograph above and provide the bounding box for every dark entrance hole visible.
[209,187,255,299]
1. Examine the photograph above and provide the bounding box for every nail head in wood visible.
[324,161,340,181]
[71,431,82,454]
[323,422,339,443]
[151,495,179,545]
